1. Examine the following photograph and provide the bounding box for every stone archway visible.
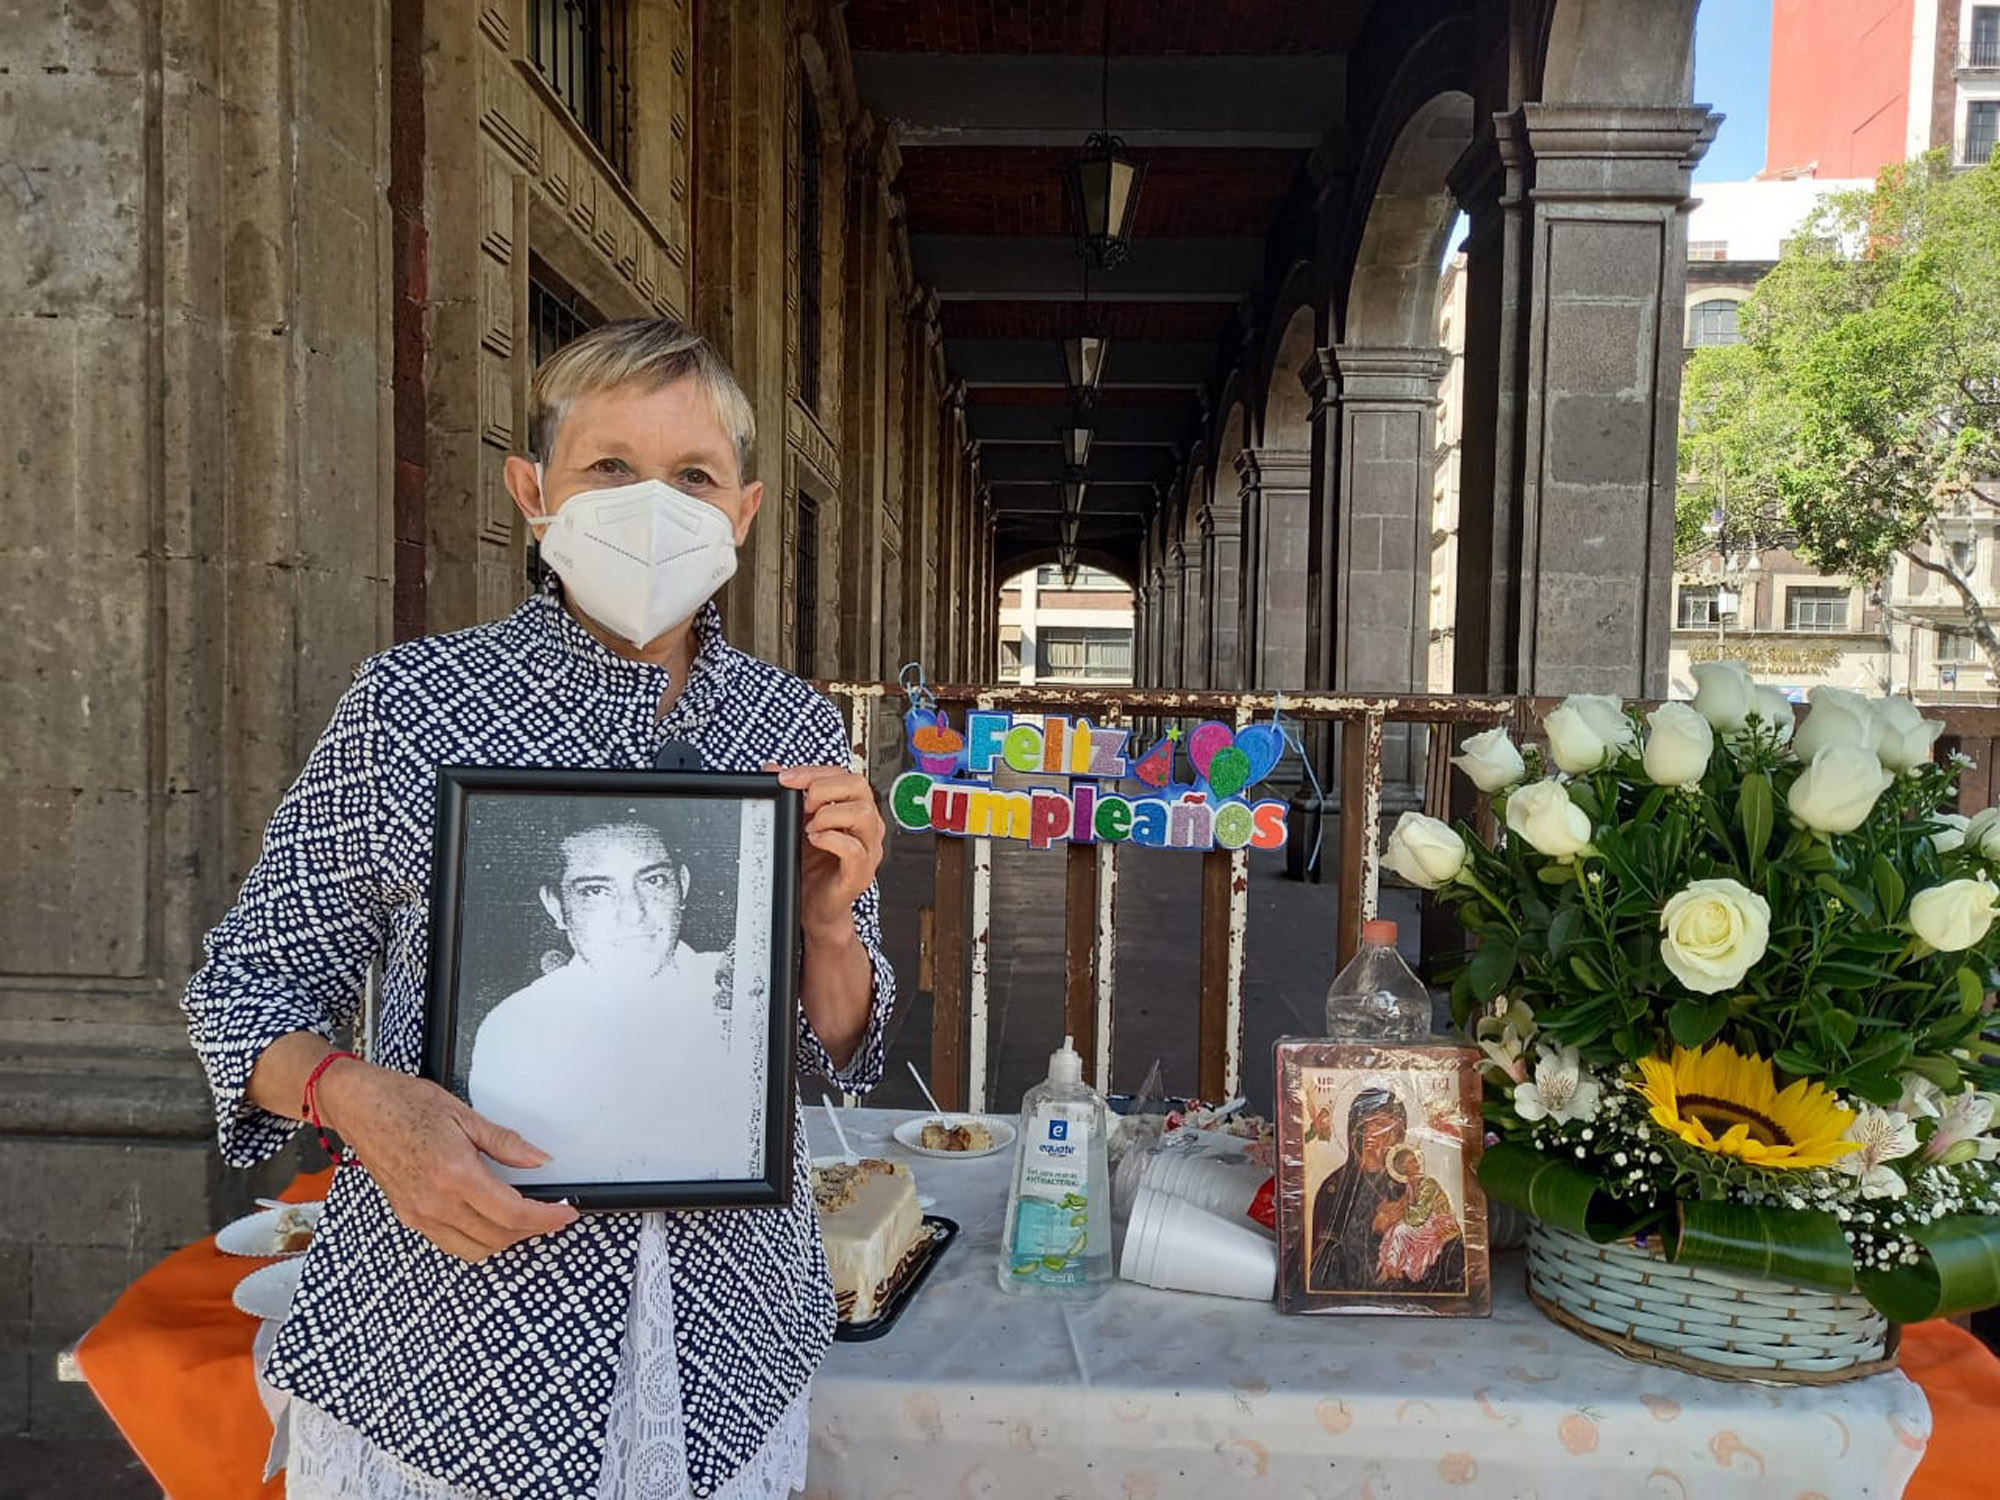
[1326,90,1474,800]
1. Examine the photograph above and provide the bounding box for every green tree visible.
[1677,154,2000,672]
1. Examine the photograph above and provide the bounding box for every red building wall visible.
[1766,0,1916,177]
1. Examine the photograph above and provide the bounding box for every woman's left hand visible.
[769,763,885,937]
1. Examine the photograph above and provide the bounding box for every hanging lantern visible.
[1062,333,1110,398]
[1066,133,1144,271]
[1060,414,1095,470]
[1062,472,1088,517]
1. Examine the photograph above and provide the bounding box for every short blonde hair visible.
[528,318,757,478]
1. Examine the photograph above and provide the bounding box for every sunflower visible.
[1632,1043,1858,1170]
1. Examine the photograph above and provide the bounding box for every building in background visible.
[1766,0,1999,178]
[997,566,1135,686]
[1428,253,1466,694]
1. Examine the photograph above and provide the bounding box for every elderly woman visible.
[183,319,894,1499]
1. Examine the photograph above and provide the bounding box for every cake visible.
[918,1118,994,1153]
[812,1158,930,1323]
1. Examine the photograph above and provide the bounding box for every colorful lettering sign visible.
[894,708,1290,854]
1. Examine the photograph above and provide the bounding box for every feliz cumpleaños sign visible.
[892,708,1292,853]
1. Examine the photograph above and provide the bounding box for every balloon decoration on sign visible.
[888,666,1292,855]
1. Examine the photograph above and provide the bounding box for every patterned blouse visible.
[182,588,895,1499]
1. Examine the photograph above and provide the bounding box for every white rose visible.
[1382,812,1468,891]
[1659,877,1772,994]
[1871,696,1944,774]
[1933,812,1970,853]
[1642,701,1715,787]
[1451,727,1527,793]
[1793,686,1879,762]
[1753,685,1796,745]
[1690,659,1756,733]
[1965,807,2000,860]
[1788,744,1895,834]
[1544,694,1633,774]
[1909,879,1999,952]
[1505,779,1593,860]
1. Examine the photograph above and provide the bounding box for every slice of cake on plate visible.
[812,1158,930,1323]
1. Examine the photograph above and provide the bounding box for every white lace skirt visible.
[284,1213,810,1500]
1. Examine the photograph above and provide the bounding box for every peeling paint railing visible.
[814,681,1520,1112]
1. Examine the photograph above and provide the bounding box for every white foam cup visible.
[1122,1186,1276,1301]
[1143,1153,1269,1223]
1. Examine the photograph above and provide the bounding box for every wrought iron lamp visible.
[1064,10,1143,271]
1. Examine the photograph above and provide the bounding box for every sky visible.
[1693,0,1774,182]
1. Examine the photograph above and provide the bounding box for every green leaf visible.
[1905,1053,1963,1092]
[1545,905,1584,961]
[1739,772,1774,876]
[1856,1215,2000,1322]
[1476,1143,1629,1241]
[1871,854,1906,921]
[1670,1201,1856,1293]
[1537,864,1577,886]
[1667,995,1729,1048]
[1468,939,1517,1004]
[1568,955,1610,990]
[1957,966,1987,1015]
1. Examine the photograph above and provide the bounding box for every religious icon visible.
[1273,1040,1490,1315]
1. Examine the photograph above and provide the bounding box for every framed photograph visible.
[1273,1039,1490,1316]
[422,767,801,1211]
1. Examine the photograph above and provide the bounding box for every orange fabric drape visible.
[1901,1320,2000,1500]
[74,1169,334,1500]
[72,1185,2000,1500]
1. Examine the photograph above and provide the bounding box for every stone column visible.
[1330,344,1447,793]
[1200,487,1245,690]
[1176,539,1204,689]
[1159,548,1184,687]
[1234,448,1312,691]
[1510,103,1717,697]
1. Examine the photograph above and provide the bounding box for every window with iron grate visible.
[795,494,819,679]
[528,0,633,180]
[527,267,603,589]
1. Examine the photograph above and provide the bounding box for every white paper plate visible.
[215,1202,323,1258]
[233,1258,305,1321]
[891,1116,1015,1160]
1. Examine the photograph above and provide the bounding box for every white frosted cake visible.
[811,1158,928,1323]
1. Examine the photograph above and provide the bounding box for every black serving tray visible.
[834,1215,958,1342]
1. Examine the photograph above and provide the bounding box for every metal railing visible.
[816,680,2000,1115]
[816,680,1519,1111]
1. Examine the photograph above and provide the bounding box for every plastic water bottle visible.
[1323,919,1432,1039]
[998,1035,1113,1299]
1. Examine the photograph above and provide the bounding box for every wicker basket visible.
[1524,1221,1897,1383]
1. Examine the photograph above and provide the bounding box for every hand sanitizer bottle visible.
[998,1035,1112,1299]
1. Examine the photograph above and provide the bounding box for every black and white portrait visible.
[424,770,800,1209]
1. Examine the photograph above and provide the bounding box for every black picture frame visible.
[422,766,801,1211]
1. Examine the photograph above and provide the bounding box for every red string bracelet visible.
[302,1049,363,1161]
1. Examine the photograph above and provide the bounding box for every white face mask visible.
[529,468,739,648]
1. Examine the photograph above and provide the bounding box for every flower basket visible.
[1524,1221,1896,1383]
[1379,668,2000,1377]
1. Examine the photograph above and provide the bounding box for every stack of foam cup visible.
[1118,1182,1277,1300]
[1139,1150,1271,1226]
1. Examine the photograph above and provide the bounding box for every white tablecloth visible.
[805,1109,1930,1500]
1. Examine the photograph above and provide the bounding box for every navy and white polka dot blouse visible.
[181,588,895,1498]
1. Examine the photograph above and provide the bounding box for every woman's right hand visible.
[315,1059,579,1261]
